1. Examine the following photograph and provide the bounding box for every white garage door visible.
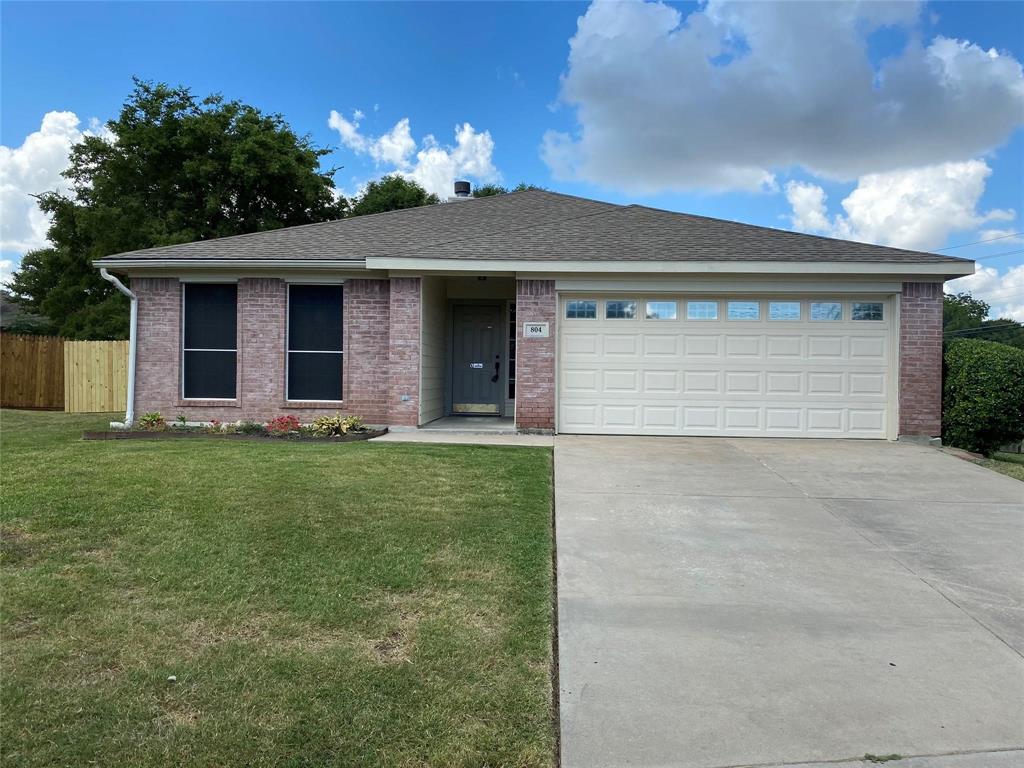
[558,295,895,438]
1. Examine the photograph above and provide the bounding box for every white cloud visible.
[0,259,13,287]
[328,110,499,198]
[785,160,1015,251]
[543,0,1024,193]
[977,227,1024,246]
[1,111,87,253]
[947,264,1024,322]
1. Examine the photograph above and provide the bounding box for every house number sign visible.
[523,322,549,338]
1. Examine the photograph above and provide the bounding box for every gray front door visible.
[451,304,503,414]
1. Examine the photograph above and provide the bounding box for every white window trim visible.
[565,299,598,319]
[181,283,238,401]
[809,301,844,322]
[726,300,761,321]
[605,299,639,320]
[851,301,885,321]
[686,300,719,321]
[645,300,678,321]
[285,283,345,403]
[767,301,802,321]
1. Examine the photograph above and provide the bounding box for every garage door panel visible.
[766,335,804,357]
[724,371,763,394]
[683,370,720,393]
[602,335,638,356]
[725,335,762,358]
[643,335,679,356]
[684,335,720,356]
[559,295,892,438]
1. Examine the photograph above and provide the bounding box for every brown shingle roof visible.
[98,189,968,265]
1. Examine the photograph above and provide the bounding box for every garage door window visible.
[606,300,637,319]
[687,301,719,320]
[566,300,597,319]
[852,302,884,321]
[727,301,760,320]
[810,302,843,321]
[769,301,801,320]
[646,300,677,320]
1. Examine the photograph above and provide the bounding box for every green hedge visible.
[943,338,1024,455]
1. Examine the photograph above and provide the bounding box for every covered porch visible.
[419,275,518,425]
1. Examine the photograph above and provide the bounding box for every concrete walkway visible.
[555,436,1024,768]
[371,430,552,447]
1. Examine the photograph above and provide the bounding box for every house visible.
[94,187,973,440]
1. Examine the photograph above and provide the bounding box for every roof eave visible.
[366,257,975,279]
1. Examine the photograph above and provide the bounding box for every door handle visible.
[491,356,500,383]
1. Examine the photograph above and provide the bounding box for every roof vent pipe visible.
[453,180,471,197]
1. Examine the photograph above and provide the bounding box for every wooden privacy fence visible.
[0,333,129,412]
[0,333,65,409]
[63,340,129,413]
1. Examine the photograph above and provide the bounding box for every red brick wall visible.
[387,277,421,427]
[343,279,391,423]
[899,282,943,437]
[515,279,557,432]
[132,277,397,425]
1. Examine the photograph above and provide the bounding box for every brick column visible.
[899,282,943,438]
[133,277,181,419]
[343,279,391,424]
[239,278,286,411]
[388,277,421,426]
[515,279,557,432]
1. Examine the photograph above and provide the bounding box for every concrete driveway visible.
[555,437,1024,768]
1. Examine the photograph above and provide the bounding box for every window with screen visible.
[288,284,343,401]
[182,283,237,399]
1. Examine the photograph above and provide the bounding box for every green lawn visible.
[0,410,555,767]
[980,451,1024,482]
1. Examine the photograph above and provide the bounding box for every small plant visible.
[235,420,267,436]
[137,412,166,431]
[266,415,301,436]
[309,413,367,437]
[206,419,223,434]
[175,413,188,428]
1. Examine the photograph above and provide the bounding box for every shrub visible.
[137,412,165,431]
[308,413,367,437]
[206,419,224,434]
[235,420,267,436]
[943,339,1024,455]
[266,415,301,436]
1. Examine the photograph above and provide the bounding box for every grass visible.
[978,451,1024,482]
[0,409,555,767]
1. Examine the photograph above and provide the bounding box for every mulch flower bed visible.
[82,429,387,442]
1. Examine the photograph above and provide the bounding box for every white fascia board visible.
[93,258,368,270]
[555,278,905,293]
[366,256,974,278]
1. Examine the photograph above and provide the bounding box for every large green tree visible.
[471,182,547,197]
[349,175,439,216]
[9,79,347,339]
[943,292,1024,350]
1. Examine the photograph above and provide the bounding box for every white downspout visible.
[99,268,137,428]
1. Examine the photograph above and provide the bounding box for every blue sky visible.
[2,1,1023,316]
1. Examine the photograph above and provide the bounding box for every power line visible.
[944,322,1022,336]
[972,248,1024,262]
[937,232,1023,250]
